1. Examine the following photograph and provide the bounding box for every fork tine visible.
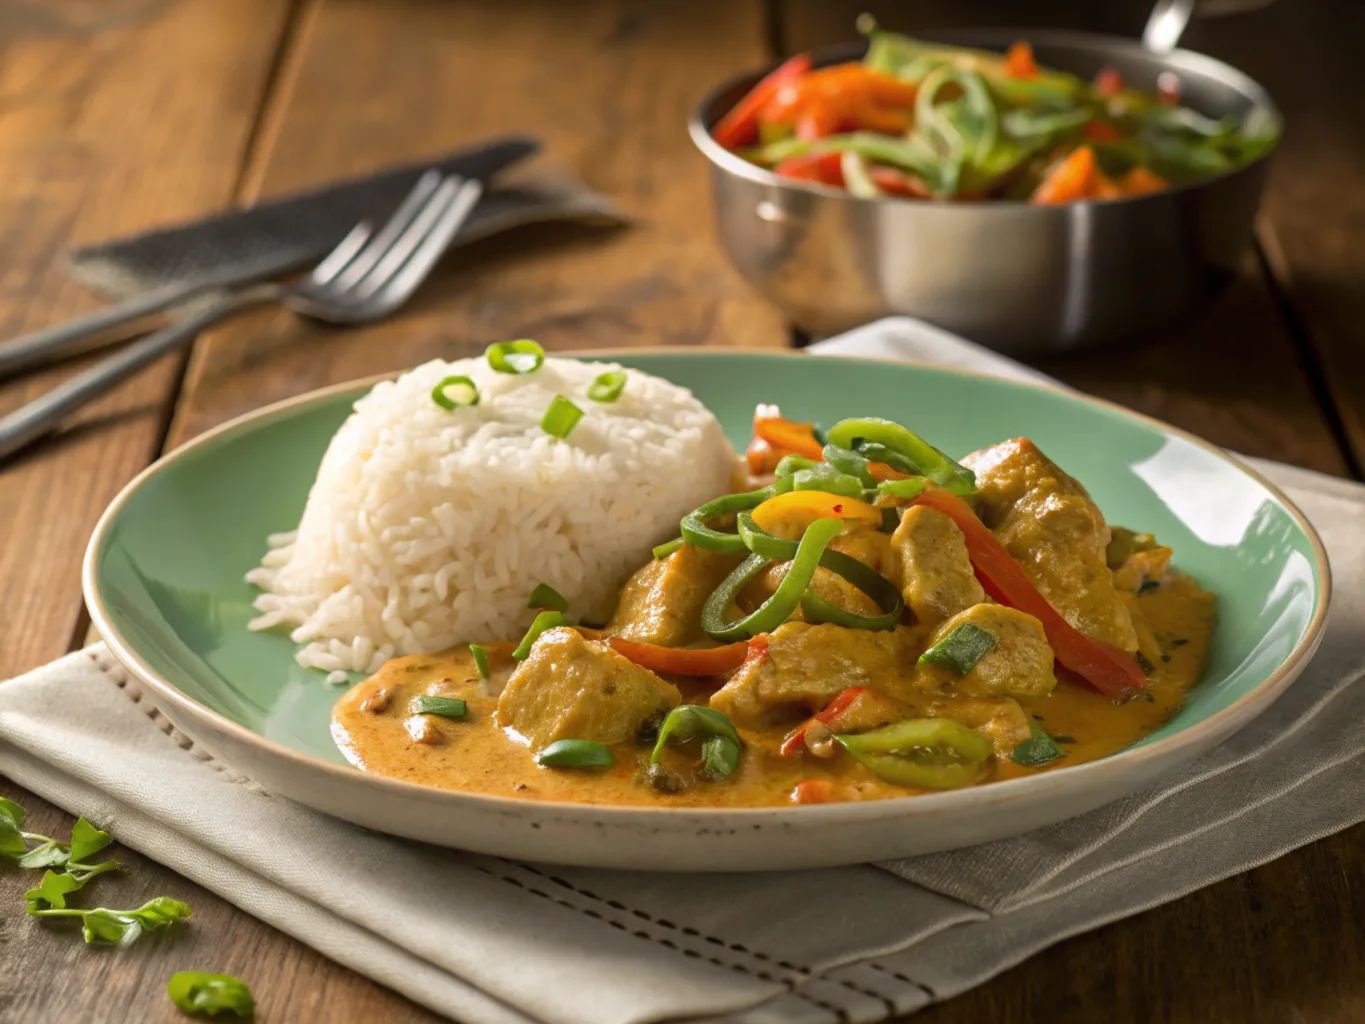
[309,221,374,285]
[364,179,484,309]
[348,175,477,302]
[320,169,443,290]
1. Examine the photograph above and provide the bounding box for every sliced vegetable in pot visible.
[836,718,993,790]
[541,395,583,438]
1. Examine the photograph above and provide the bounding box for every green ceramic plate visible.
[84,351,1330,870]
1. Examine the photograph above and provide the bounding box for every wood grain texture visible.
[0,0,294,679]
[166,0,788,447]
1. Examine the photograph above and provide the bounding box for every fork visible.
[0,171,482,462]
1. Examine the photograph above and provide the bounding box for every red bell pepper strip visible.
[713,54,813,150]
[780,686,868,756]
[791,779,835,804]
[1094,66,1124,97]
[1004,40,1040,79]
[912,488,1147,700]
[868,166,932,199]
[754,415,825,461]
[1081,120,1122,143]
[606,637,749,677]
[774,150,845,186]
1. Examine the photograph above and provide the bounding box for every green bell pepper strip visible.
[791,464,865,498]
[851,440,919,477]
[652,537,685,560]
[822,443,876,487]
[680,487,779,555]
[651,705,743,782]
[537,739,614,769]
[877,477,930,500]
[734,512,905,631]
[918,622,997,675]
[512,610,565,659]
[775,454,819,478]
[828,417,976,496]
[835,718,992,790]
[701,517,843,641]
[1012,720,1066,768]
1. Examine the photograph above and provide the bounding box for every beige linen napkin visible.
[1,317,1362,1024]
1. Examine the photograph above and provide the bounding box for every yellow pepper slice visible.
[750,489,881,535]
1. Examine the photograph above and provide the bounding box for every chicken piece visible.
[931,697,1032,754]
[497,627,680,750]
[962,438,1138,652]
[710,621,921,729]
[882,505,985,627]
[606,544,741,647]
[916,604,1057,700]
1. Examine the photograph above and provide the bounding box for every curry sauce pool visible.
[331,405,1216,808]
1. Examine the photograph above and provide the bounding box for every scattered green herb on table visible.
[167,970,256,1019]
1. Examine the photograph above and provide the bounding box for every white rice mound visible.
[247,356,736,674]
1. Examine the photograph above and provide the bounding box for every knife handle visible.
[0,285,279,462]
[0,279,221,380]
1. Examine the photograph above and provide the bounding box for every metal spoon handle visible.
[0,284,279,461]
[1142,0,1196,54]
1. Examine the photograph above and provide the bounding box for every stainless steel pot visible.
[689,15,1281,354]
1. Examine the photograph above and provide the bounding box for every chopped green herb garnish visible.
[528,583,569,612]
[651,705,743,782]
[1051,735,1076,744]
[410,695,467,719]
[1012,720,1067,768]
[587,370,627,403]
[537,739,614,769]
[167,971,255,1019]
[541,395,584,438]
[431,374,479,410]
[652,537,684,560]
[513,610,566,659]
[485,338,545,374]
[469,643,490,680]
[919,623,997,676]
[1169,637,1189,648]
[1135,651,1156,674]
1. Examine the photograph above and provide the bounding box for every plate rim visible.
[83,348,1334,824]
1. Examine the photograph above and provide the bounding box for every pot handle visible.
[1141,0,1195,54]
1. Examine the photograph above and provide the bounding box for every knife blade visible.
[0,135,539,379]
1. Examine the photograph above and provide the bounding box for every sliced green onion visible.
[877,477,930,500]
[836,718,992,790]
[775,454,819,479]
[792,464,865,498]
[1012,720,1066,768]
[537,739,614,769]
[680,486,777,555]
[919,622,997,676]
[469,643,490,680]
[830,418,976,496]
[541,395,583,438]
[653,537,684,560]
[822,443,876,487]
[410,695,467,719]
[651,705,743,782]
[513,610,566,659]
[528,583,568,612]
[485,339,545,374]
[587,370,627,403]
[700,517,842,641]
[734,511,905,631]
[431,375,479,410]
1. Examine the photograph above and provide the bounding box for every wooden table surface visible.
[2,0,1362,1020]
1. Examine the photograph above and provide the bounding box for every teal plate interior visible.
[88,352,1327,772]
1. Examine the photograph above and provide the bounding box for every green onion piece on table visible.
[1012,720,1067,768]
[733,511,905,631]
[587,370,627,402]
[835,718,992,790]
[167,971,255,1019]
[485,339,545,374]
[528,583,569,612]
[652,537,685,560]
[513,611,566,659]
[650,705,743,782]
[410,695,467,719]
[877,477,930,500]
[701,517,843,641]
[430,375,479,410]
[822,443,876,487]
[918,623,997,675]
[541,395,584,438]
[537,739,614,769]
[828,417,977,496]
[469,643,490,680]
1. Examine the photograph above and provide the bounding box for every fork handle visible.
[0,283,281,462]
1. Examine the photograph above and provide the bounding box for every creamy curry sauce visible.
[332,436,1218,807]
